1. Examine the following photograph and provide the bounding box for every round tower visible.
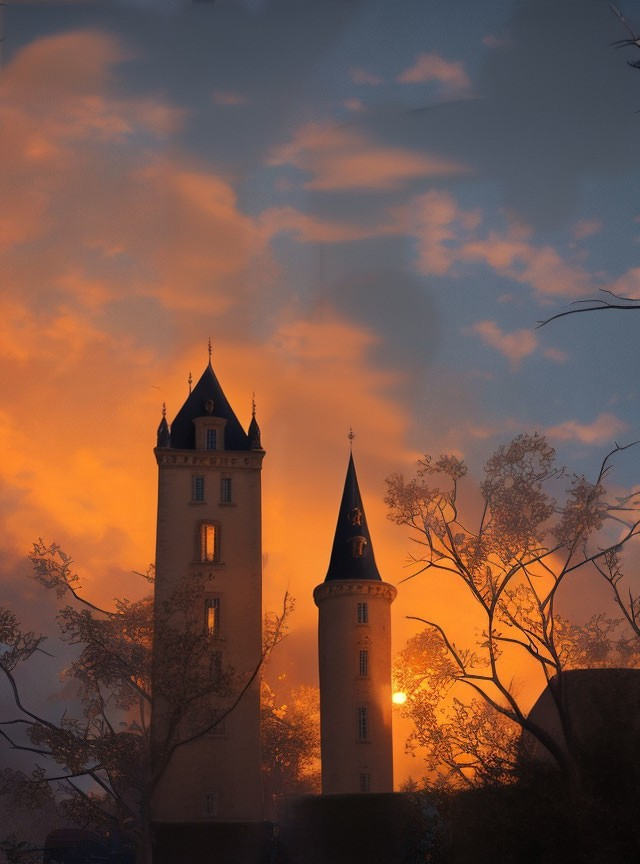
[314,451,396,795]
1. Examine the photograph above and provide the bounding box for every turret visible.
[314,448,396,794]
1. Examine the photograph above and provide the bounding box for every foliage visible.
[0,542,291,861]
[261,682,321,800]
[386,433,640,785]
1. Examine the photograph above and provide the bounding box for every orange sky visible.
[2,5,639,790]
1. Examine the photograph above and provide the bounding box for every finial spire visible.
[348,427,355,451]
[162,401,166,419]
[188,371,192,394]
[208,338,212,361]
[252,391,256,419]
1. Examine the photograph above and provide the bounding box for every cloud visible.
[212,89,248,106]
[268,122,466,191]
[258,206,399,245]
[350,67,382,86]
[343,98,365,113]
[470,320,538,367]
[397,52,470,93]
[406,190,480,276]
[572,219,603,241]
[546,413,629,446]
[407,190,596,299]
[607,267,640,300]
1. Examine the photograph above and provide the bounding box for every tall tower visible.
[314,450,396,795]
[151,355,265,824]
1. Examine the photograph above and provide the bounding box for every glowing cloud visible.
[268,123,466,191]
[397,52,470,93]
[546,413,629,446]
[471,320,538,367]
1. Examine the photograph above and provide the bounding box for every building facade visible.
[314,453,396,795]
[151,358,265,823]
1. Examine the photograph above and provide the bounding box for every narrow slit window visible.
[193,476,205,502]
[206,428,218,450]
[357,706,368,740]
[200,523,218,562]
[220,476,232,504]
[205,597,220,637]
[211,650,223,681]
[359,772,371,793]
[359,649,368,677]
[203,793,218,818]
[357,602,368,624]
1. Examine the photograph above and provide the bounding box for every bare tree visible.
[0,542,291,864]
[386,434,640,788]
[261,681,321,807]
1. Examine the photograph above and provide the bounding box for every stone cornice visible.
[313,580,397,606]
[154,448,265,470]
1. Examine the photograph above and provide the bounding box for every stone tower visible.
[151,356,265,823]
[314,451,396,795]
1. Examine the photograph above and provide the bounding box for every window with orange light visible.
[205,597,221,637]
[200,522,219,562]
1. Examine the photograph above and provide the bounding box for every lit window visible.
[359,650,368,677]
[193,476,205,502]
[200,523,218,562]
[205,597,220,637]
[206,428,217,450]
[203,792,218,818]
[359,772,371,793]
[357,706,368,740]
[357,602,368,624]
[220,477,232,504]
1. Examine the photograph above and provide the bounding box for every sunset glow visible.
[1,1,639,792]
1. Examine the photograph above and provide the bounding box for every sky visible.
[1,0,640,786]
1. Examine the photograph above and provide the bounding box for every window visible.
[203,793,218,818]
[359,772,371,793]
[211,650,223,681]
[357,602,368,624]
[192,476,205,502]
[200,523,218,562]
[205,597,220,637]
[357,706,368,740]
[206,428,217,450]
[359,649,368,677]
[220,476,232,504]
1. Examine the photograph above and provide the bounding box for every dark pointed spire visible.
[169,363,251,450]
[157,403,171,448]
[324,453,382,582]
[248,392,262,450]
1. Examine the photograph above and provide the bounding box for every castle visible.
[150,353,395,825]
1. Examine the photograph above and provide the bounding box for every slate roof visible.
[324,453,382,582]
[167,362,251,451]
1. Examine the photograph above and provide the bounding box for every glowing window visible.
[205,597,220,637]
[206,428,217,450]
[357,602,368,624]
[193,476,205,502]
[200,523,218,562]
[359,650,368,677]
[359,772,371,793]
[220,477,232,504]
[357,706,368,740]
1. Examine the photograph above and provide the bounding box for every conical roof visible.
[168,362,250,451]
[324,453,382,582]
